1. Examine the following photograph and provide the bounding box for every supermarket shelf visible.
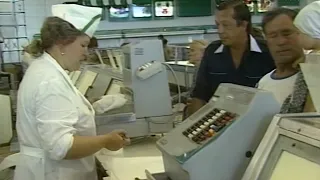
[3,36,27,39]
[0,12,25,15]
[1,49,23,52]
[0,0,27,67]
[0,24,26,27]
[0,0,22,2]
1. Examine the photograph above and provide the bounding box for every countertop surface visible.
[97,136,165,180]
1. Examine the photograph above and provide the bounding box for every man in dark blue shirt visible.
[187,0,275,116]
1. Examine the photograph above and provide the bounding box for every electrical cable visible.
[143,63,182,126]
[161,62,181,105]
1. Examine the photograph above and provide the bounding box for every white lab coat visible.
[15,52,98,180]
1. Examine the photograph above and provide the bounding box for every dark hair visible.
[216,0,252,34]
[120,42,130,47]
[88,36,98,48]
[158,35,164,40]
[251,27,264,39]
[24,17,85,57]
[162,39,168,46]
[262,8,298,32]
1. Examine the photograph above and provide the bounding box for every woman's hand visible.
[103,130,130,151]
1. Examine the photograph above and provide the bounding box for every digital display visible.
[132,4,152,18]
[109,7,130,18]
[270,151,320,180]
[155,1,173,17]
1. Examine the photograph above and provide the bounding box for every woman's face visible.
[62,35,90,71]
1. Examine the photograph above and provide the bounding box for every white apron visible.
[14,53,98,180]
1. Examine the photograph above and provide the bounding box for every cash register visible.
[241,113,320,180]
[74,40,174,138]
[154,83,281,180]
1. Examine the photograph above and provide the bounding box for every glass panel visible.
[270,151,320,180]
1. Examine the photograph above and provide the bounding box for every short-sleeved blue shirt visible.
[192,36,275,102]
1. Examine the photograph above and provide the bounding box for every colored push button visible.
[192,137,199,142]
[210,125,219,131]
[213,121,221,126]
[220,110,226,114]
[212,116,218,120]
[227,113,235,118]
[208,129,215,136]
[216,113,222,117]
[205,132,213,137]
[183,131,188,136]
[199,131,206,136]
[191,126,198,131]
[221,120,227,124]
[200,135,206,140]
[185,108,238,143]
[199,120,206,124]
[224,116,232,121]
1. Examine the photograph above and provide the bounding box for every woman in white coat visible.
[15,4,130,180]
[294,1,320,50]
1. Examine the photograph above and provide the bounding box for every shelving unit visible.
[0,0,29,69]
[0,1,26,145]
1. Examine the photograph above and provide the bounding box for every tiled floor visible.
[97,136,165,180]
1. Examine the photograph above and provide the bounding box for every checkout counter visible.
[144,52,320,180]
[151,83,280,180]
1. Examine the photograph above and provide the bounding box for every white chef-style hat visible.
[294,1,320,39]
[52,4,102,37]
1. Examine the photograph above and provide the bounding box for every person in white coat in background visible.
[294,0,320,51]
[15,4,130,180]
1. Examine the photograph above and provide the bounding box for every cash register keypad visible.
[182,108,237,144]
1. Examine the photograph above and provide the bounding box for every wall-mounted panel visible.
[177,0,212,17]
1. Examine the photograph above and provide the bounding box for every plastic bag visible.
[92,94,127,114]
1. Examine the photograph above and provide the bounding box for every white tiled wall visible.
[25,0,47,37]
